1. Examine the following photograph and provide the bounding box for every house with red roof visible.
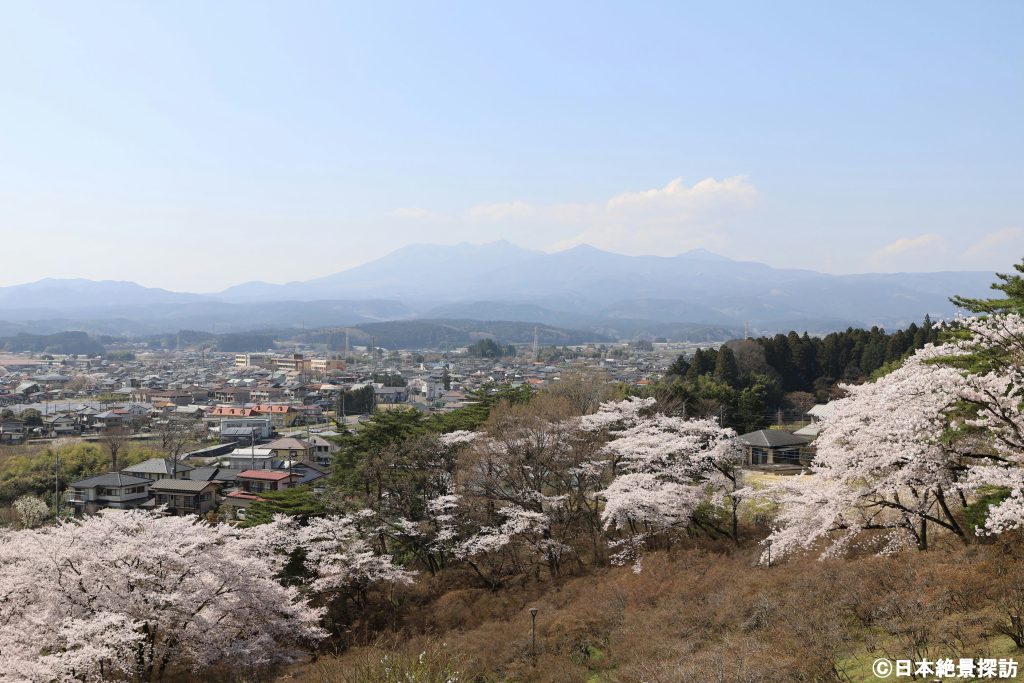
[237,469,302,494]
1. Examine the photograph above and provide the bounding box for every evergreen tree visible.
[239,486,324,527]
[666,353,691,378]
[951,259,1024,313]
[713,346,740,387]
[684,348,715,381]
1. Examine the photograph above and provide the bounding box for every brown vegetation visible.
[289,533,1024,682]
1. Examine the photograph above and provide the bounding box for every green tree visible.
[467,338,505,358]
[714,346,740,387]
[666,353,690,378]
[685,347,716,381]
[735,379,770,433]
[951,259,1024,313]
[239,486,324,527]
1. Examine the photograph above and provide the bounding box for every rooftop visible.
[71,472,151,488]
[122,457,193,475]
[736,429,813,448]
[150,478,218,493]
[239,469,295,481]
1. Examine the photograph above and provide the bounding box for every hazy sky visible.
[1,2,1021,292]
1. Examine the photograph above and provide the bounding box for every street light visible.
[529,607,538,659]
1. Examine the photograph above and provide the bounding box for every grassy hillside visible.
[289,535,1024,683]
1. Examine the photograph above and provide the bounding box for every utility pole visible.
[529,607,538,660]
[54,447,60,524]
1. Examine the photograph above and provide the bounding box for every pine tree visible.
[666,353,691,378]
[951,259,1024,314]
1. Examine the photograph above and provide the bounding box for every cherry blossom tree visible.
[760,316,1024,561]
[12,494,48,529]
[952,314,1024,534]
[761,345,973,561]
[458,395,603,577]
[593,401,745,565]
[264,512,415,599]
[0,510,325,682]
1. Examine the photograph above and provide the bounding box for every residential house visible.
[66,473,151,515]
[214,387,251,404]
[237,469,301,494]
[147,479,219,516]
[15,381,41,397]
[374,385,408,404]
[264,436,313,462]
[44,414,79,437]
[93,410,124,431]
[0,418,26,444]
[121,457,193,482]
[220,448,276,470]
[737,429,814,468]
[250,384,286,403]
[252,404,300,428]
[425,368,447,400]
[188,466,245,486]
[794,403,836,438]
[307,435,338,466]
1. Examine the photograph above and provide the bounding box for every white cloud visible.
[964,228,1024,258]
[871,233,944,262]
[390,175,760,258]
[606,175,759,212]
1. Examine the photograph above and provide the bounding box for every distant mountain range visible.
[0,242,997,340]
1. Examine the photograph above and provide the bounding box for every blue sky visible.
[0,1,1021,291]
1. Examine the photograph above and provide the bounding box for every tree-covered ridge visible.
[0,331,106,356]
[753,318,942,392]
[644,317,944,434]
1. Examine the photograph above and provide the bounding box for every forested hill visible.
[654,318,944,433]
[753,318,943,392]
[0,331,106,356]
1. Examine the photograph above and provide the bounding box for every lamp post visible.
[529,607,538,659]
